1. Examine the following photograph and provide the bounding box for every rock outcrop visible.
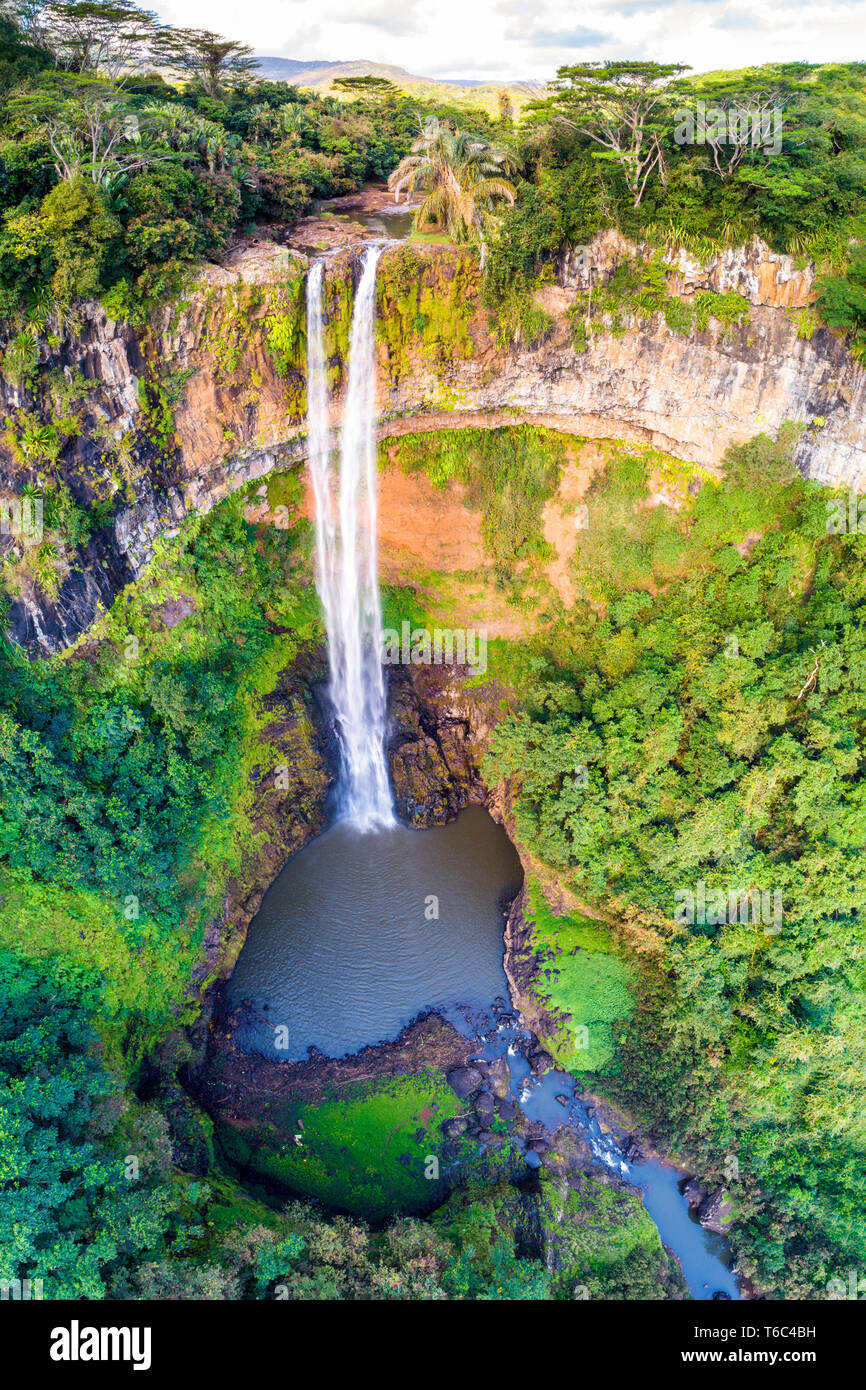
[387,661,499,826]
[2,230,864,654]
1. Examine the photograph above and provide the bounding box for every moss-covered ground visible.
[525,880,635,1073]
[217,1070,466,1220]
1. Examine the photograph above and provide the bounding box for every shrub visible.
[39,178,121,306]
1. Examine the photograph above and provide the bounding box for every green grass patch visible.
[221,1071,464,1220]
[407,231,453,245]
[526,879,634,1072]
[0,869,197,1071]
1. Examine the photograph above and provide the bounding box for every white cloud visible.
[150,0,866,82]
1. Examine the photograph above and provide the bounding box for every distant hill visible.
[254,55,545,114]
[254,57,339,81]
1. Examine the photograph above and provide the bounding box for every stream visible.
[315,198,420,240]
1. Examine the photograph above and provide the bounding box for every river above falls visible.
[226,805,523,1058]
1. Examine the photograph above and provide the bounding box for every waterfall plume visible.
[305,249,394,831]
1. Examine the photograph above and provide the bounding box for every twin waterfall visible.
[305,251,395,831]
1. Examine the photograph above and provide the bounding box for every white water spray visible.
[306,249,394,830]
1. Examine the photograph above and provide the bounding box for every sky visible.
[150,0,866,83]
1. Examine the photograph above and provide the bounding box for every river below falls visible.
[226,804,740,1300]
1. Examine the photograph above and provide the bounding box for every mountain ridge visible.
[253,54,544,100]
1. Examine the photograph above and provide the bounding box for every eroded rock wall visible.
[2,232,863,654]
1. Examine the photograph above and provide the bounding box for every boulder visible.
[473,1091,495,1123]
[624,1134,645,1164]
[486,1055,509,1099]
[528,1049,554,1076]
[156,594,195,630]
[446,1065,483,1099]
[698,1186,734,1234]
[682,1178,708,1211]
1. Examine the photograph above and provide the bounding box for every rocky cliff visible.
[1,230,863,654]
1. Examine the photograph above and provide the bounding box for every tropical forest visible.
[0,0,864,1342]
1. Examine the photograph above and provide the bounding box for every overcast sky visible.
[152,0,865,82]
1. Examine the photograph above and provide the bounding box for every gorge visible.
[3,215,864,1306]
[3,19,866,1317]
[210,237,744,1299]
[3,231,866,657]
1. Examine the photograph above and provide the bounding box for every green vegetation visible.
[569,435,797,601]
[387,115,517,261]
[375,243,476,380]
[539,1175,685,1299]
[384,424,564,583]
[567,254,750,351]
[0,472,555,1301]
[2,11,865,1305]
[525,881,634,1071]
[0,470,321,1092]
[0,6,503,325]
[0,946,528,1299]
[219,1072,464,1220]
[483,60,866,354]
[431,1168,684,1299]
[485,430,866,1297]
[0,947,173,1298]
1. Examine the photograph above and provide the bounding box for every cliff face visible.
[1,232,863,654]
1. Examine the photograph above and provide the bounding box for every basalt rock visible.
[699,1185,735,1235]
[2,232,864,657]
[386,663,490,826]
[624,1134,646,1164]
[473,1091,496,1124]
[528,1049,555,1076]
[445,1065,483,1099]
[485,1055,510,1100]
[682,1177,709,1211]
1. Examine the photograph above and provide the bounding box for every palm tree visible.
[142,102,246,178]
[388,116,519,266]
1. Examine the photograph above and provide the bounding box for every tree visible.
[0,0,50,45]
[0,10,54,90]
[11,78,172,186]
[0,949,172,1299]
[817,243,866,356]
[38,175,120,300]
[141,101,245,176]
[672,73,793,180]
[152,27,258,98]
[388,116,518,265]
[43,0,159,83]
[246,100,308,144]
[332,75,399,101]
[535,60,689,209]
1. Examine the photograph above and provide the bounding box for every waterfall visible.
[305,248,395,831]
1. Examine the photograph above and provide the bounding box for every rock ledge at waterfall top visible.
[1,230,863,655]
